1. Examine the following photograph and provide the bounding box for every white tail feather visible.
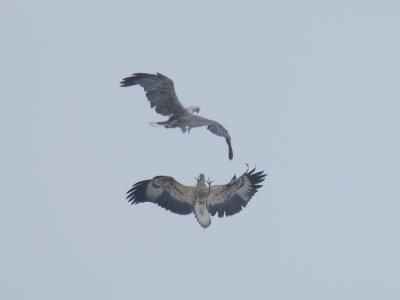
[194,202,211,228]
[149,122,161,127]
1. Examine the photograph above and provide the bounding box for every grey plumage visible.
[120,72,233,160]
[126,168,267,228]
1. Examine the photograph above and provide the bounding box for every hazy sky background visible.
[1,1,400,299]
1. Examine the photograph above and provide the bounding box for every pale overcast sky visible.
[1,1,400,299]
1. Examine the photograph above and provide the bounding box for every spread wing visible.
[189,115,233,160]
[206,168,267,217]
[126,176,195,215]
[120,72,186,116]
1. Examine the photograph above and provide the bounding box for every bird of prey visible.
[120,72,233,160]
[126,167,266,228]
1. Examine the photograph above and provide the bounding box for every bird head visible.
[195,173,205,183]
[187,106,200,114]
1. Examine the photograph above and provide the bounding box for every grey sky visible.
[1,0,400,299]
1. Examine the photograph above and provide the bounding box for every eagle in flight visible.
[126,167,266,228]
[120,72,233,160]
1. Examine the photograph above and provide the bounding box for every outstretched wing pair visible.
[126,168,267,219]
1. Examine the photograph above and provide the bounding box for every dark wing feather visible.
[120,72,185,116]
[188,115,233,160]
[206,168,267,217]
[126,176,195,215]
[207,121,233,160]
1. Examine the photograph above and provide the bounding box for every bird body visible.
[121,72,233,160]
[126,168,266,228]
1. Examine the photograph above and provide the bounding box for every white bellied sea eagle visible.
[120,72,233,160]
[126,168,266,228]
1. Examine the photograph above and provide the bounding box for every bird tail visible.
[149,120,175,128]
[194,202,211,228]
[149,122,162,127]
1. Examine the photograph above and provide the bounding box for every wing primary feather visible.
[204,121,233,160]
[126,179,151,204]
[226,138,233,160]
